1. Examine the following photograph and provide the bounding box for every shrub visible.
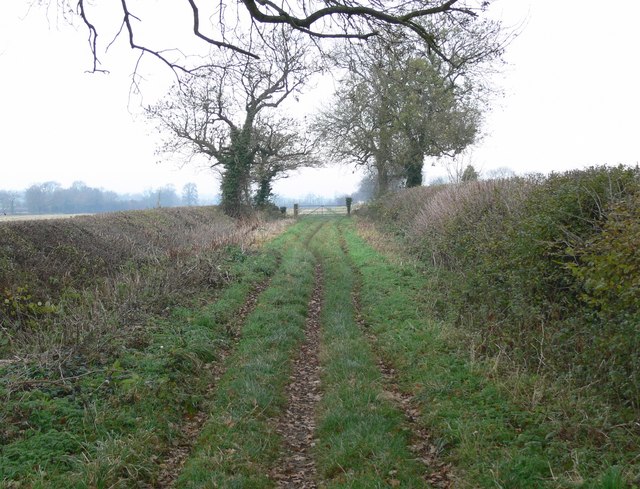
[569,191,640,315]
[568,190,640,406]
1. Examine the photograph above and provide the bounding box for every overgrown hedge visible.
[368,165,640,410]
[0,207,270,357]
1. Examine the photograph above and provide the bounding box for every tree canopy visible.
[146,30,318,216]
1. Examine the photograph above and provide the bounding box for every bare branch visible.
[59,0,494,74]
[76,0,107,73]
[118,0,192,74]
[186,0,260,59]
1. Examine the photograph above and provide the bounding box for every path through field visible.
[161,217,630,488]
[162,217,448,487]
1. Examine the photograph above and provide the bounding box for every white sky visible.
[1,1,639,198]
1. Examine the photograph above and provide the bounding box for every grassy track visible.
[3,216,633,488]
[309,221,426,487]
[174,221,320,487]
[338,218,631,488]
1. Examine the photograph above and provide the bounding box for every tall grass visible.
[0,207,289,486]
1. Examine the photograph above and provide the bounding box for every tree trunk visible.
[254,176,273,208]
[376,159,390,197]
[404,145,423,187]
[221,124,254,217]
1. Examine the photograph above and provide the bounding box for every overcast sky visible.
[1,1,639,198]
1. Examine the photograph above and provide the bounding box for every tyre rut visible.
[152,271,277,488]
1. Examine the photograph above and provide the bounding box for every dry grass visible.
[409,179,535,266]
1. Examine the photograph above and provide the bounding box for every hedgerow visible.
[368,165,640,410]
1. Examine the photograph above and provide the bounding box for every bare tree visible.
[485,166,515,180]
[146,29,318,216]
[40,0,496,72]
[0,191,19,215]
[182,183,199,206]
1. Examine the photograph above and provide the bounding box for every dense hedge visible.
[368,165,640,410]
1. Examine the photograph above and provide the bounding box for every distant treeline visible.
[0,182,216,215]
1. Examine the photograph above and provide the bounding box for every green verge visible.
[174,220,320,488]
[309,219,426,488]
[0,244,281,488]
[339,218,631,489]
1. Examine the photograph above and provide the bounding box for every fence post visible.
[279,206,287,216]
[346,197,353,216]
[294,203,299,218]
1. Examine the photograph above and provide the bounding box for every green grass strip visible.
[174,220,319,488]
[0,244,281,488]
[309,220,426,488]
[339,218,629,488]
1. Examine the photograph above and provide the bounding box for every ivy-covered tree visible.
[251,117,318,207]
[147,30,317,217]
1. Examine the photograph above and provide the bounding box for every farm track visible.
[153,267,279,488]
[271,264,323,488]
[164,217,442,486]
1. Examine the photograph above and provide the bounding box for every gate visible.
[294,205,349,217]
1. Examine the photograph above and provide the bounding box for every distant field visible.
[0,213,93,222]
